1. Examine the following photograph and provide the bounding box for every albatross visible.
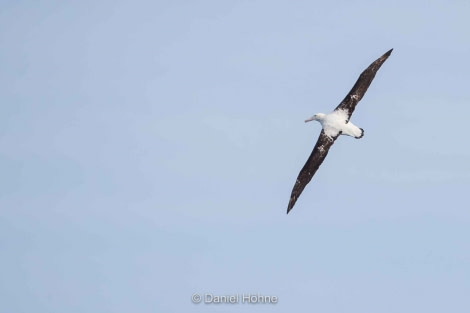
[287,49,393,214]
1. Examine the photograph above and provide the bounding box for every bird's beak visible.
[305,116,314,123]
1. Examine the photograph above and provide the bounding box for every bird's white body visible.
[305,109,363,139]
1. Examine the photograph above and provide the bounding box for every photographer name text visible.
[192,293,278,304]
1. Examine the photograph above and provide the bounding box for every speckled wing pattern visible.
[334,49,393,122]
[287,130,338,214]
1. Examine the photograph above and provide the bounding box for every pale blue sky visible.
[1,1,469,312]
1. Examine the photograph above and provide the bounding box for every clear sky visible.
[1,1,469,312]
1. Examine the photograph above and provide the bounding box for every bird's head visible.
[305,113,325,123]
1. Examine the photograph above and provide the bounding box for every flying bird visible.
[287,49,393,214]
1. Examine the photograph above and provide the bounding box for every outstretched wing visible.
[287,130,338,214]
[335,49,393,121]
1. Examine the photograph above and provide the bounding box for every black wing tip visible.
[384,48,393,57]
[287,200,294,214]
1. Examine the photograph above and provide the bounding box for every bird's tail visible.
[355,128,364,139]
